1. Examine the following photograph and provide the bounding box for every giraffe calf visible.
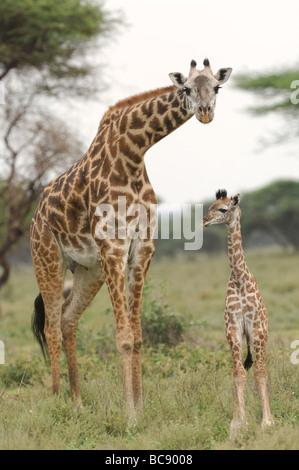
[203,189,274,434]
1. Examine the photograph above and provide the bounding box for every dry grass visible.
[0,247,299,450]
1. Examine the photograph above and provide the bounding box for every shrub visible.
[141,281,187,348]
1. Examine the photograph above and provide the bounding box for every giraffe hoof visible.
[229,418,248,438]
[128,409,137,427]
[72,397,84,412]
[261,417,274,429]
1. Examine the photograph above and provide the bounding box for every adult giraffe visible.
[31,58,232,418]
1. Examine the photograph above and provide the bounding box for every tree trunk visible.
[0,256,10,289]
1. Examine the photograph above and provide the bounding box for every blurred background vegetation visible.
[0,0,122,290]
[0,0,298,289]
[155,179,299,257]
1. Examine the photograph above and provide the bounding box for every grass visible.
[0,247,299,450]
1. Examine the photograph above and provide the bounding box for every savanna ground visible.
[0,248,299,450]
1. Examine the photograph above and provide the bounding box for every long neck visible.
[227,215,250,285]
[92,86,193,162]
[127,86,193,152]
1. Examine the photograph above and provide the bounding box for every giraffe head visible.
[169,58,232,124]
[202,189,241,227]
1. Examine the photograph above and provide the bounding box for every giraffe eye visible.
[214,86,222,94]
[183,87,191,95]
[219,208,227,213]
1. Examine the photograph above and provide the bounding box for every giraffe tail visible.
[243,338,254,371]
[32,293,49,361]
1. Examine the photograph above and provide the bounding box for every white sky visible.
[68,0,299,204]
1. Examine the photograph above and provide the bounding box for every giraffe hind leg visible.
[32,288,66,395]
[252,333,274,428]
[61,264,105,401]
[31,218,66,395]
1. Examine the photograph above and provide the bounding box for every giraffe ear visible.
[230,193,240,208]
[214,67,232,85]
[169,72,187,88]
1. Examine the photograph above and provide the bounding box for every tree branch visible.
[0,60,18,81]
[0,256,10,289]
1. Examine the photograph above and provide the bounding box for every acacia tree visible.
[0,0,119,84]
[235,69,299,251]
[0,83,84,288]
[235,67,299,144]
[241,181,299,251]
[0,0,122,290]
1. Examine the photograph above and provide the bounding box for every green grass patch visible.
[0,248,299,449]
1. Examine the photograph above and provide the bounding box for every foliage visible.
[0,357,47,388]
[74,281,187,355]
[0,0,120,90]
[0,113,83,288]
[235,68,299,114]
[0,251,299,450]
[154,180,299,258]
[234,66,299,146]
[241,180,299,250]
[0,0,122,290]
[141,281,187,348]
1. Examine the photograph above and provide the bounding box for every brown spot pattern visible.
[30,83,193,415]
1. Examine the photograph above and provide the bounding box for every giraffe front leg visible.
[100,245,135,419]
[128,239,155,410]
[226,324,247,435]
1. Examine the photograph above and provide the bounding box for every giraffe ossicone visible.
[30,59,232,418]
[203,190,274,433]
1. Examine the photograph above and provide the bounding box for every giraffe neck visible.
[87,86,193,176]
[227,215,250,285]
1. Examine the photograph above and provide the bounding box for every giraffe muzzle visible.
[196,112,213,124]
[202,217,210,227]
[196,105,214,124]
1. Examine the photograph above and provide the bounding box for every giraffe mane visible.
[100,85,177,124]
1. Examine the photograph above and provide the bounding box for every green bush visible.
[0,357,45,388]
[141,282,187,348]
